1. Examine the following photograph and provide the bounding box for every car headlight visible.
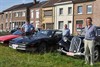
[0,41,4,43]
[63,37,68,42]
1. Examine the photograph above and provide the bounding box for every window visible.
[31,10,34,18]
[58,21,63,29]
[6,14,8,19]
[1,15,3,19]
[46,23,54,29]
[44,10,52,17]
[77,6,82,14]
[87,5,92,14]
[76,20,83,31]
[59,8,63,15]
[15,12,18,17]
[36,10,39,18]
[9,13,11,18]
[1,24,3,30]
[22,11,26,17]
[11,13,12,18]
[68,7,72,15]
[36,21,39,28]
[68,21,71,28]
[18,12,22,17]
[5,23,7,28]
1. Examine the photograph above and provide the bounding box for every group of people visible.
[62,17,96,66]
[12,17,96,66]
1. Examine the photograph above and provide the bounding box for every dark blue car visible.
[9,30,62,53]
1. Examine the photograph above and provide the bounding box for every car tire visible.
[37,42,47,53]
[94,47,100,62]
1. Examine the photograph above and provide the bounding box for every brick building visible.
[73,0,95,34]
[0,2,35,31]
[30,1,47,29]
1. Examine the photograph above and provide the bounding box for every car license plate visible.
[66,52,74,56]
[12,44,18,49]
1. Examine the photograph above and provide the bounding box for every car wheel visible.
[94,47,99,62]
[38,42,47,53]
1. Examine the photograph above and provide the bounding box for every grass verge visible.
[0,45,100,67]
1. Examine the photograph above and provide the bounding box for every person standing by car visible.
[21,20,35,36]
[84,17,96,66]
[62,24,70,37]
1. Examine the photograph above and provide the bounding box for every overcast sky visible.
[0,0,47,12]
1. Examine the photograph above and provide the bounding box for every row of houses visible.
[0,0,100,34]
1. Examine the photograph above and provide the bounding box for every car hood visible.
[0,34,20,42]
[10,35,50,44]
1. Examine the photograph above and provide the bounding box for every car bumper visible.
[57,48,84,56]
[16,44,27,50]
[9,44,19,49]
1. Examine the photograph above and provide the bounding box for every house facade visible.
[30,1,47,29]
[42,0,60,29]
[54,0,73,34]
[73,0,95,34]
[1,2,34,31]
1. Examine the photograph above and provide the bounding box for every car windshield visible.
[36,30,54,37]
[97,29,100,36]
[80,29,85,36]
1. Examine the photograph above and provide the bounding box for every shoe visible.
[90,63,93,66]
[85,62,88,64]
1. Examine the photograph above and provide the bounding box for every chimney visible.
[34,0,36,4]
[34,0,39,4]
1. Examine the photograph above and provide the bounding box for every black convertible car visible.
[9,30,62,53]
[58,27,100,61]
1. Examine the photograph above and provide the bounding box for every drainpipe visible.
[72,3,74,35]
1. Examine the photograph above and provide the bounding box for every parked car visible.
[58,27,100,61]
[0,29,23,44]
[9,30,62,53]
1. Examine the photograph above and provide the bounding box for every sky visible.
[0,0,46,12]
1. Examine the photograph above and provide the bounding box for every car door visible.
[96,28,100,42]
[52,31,62,43]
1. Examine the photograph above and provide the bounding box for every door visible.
[68,21,72,34]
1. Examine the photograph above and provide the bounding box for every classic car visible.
[0,29,23,44]
[9,30,62,53]
[58,27,100,61]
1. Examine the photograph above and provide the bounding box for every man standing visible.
[22,20,35,36]
[84,17,96,66]
[62,24,70,37]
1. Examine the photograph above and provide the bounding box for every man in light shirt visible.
[62,24,70,37]
[22,20,35,36]
[84,17,96,66]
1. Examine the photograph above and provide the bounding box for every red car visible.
[0,29,23,44]
[0,34,20,44]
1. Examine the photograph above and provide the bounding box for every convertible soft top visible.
[0,35,20,41]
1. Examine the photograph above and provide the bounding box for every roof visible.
[43,0,60,8]
[73,0,96,4]
[57,0,71,3]
[31,1,47,8]
[3,2,34,12]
